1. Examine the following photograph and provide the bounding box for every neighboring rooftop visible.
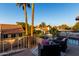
[0,24,24,34]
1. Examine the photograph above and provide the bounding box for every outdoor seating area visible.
[1,35,78,56]
[30,36,68,56]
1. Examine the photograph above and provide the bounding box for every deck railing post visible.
[26,36,28,48]
[18,38,19,49]
[2,41,4,53]
[23,36,25,48]
[11,43,13,51]
[21,39,22,48]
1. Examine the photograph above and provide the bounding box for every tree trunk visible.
[31,3,34,37]
[23,4,28,36]
[23,4,29,48]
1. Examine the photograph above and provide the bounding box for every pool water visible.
[67,38,79,46]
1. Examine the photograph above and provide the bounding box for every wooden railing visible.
[0,36,27,54]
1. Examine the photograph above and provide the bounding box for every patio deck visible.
[66,45,79,56]
[9,48,34,56]
[9,45,79,56]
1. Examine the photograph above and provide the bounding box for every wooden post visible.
[2,41,4,52]
[23,37,25,48]
[11,43,13,51]
[17,37,20,49]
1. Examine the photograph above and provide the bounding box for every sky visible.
[0,3,79,26]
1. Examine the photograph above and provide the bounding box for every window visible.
[11,34,16,38]
[1,34,8,39]
[19,33,22,37]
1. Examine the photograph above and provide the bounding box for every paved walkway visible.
[66,45,79,56]
[11,48,34,56]
[11,45,79,56]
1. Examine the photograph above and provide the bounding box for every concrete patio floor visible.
[65,45,79,56]
[10,48,34,56]
[9,45,79,56]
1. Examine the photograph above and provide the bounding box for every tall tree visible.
[59,24,70,30]
[16,3,31,36]
[16,22,25,30]
[47,25,52,28]
[39,22,46,29]
[41,22,46,28]
[72,22,79,31]
[16,22,31,35]
[49,27,59,38]
[31,3,34,36]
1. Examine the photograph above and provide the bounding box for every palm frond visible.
[16,3,23,8]
[16,3,31,10]
[22,3,31,10]
[27,3,31,8]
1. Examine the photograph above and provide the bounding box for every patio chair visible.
[38,43,61,56]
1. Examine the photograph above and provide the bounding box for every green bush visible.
[49,27,59,37]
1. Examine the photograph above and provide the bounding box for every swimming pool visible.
[67,38,79,46]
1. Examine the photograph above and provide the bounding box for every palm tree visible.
[31,3,34,37]
[16,3,31,36]
[16,3,31,48]
[41,22,46,28]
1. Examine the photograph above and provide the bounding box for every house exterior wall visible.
[0,24,25,40]
[1,32,24,39]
